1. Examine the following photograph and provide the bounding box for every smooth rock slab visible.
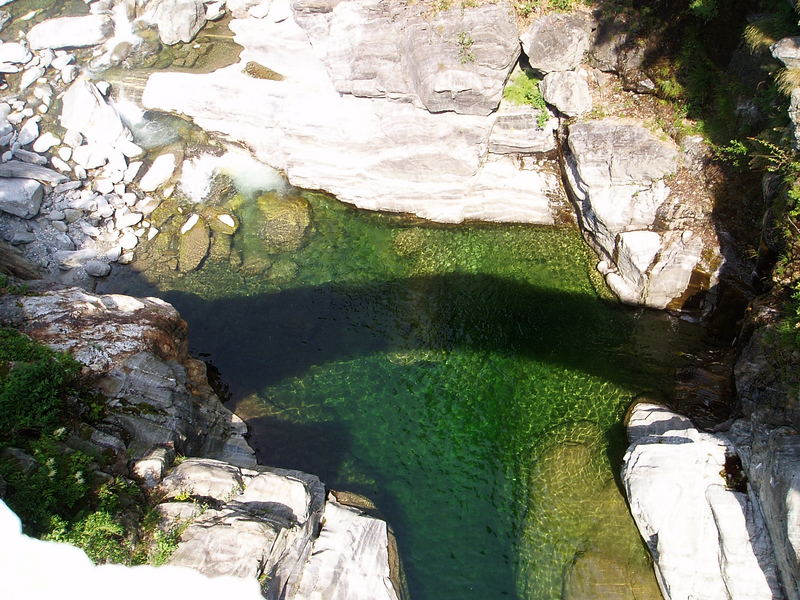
[622,403,783,600]
[27,15,113,50]
[0,178,43,218]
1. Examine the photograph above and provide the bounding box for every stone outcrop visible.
[540,71,592,117]
[726,299,800,600]
[142,0,560,224]
[0,287,255,467]
[564,119,717,309]
[0,287,406,599]
[520,12,593,74]
[622,402,785,600]
[144,0,207,45]
[292,0,519,116]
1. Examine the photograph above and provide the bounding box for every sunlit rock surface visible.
[142,0,558,224]
[622,402,784,600]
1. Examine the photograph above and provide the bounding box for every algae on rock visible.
[257,193,312,254]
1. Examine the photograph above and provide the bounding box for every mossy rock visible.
[244,61,285,81]
[178,216,210,272]
[208,232,232,262]
[266,257,298,283]
[201,206,239,235]
[257,193,312,254]
[239,252,273,276]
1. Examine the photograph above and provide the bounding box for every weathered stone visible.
[178,214,210,271]
[292,0,519,116]
[623,403,783,600]
[60,80,132,150]
[142,9,554,224]
[0,178,43,218]
[147,0,207,46]
[139,153,176,192]
[293,498,402,600]
[771,37,800,69]
[257,194,311,254]
[564,119,702,309]
[540,71,592,117]
[159,458,244,501]
[84,259,111,278]
[0,289,256,466]
[0,156,53,186]
[27,15,113,50]
[521,12,593,74]
[0,43,31,64]
[489,100,557,154]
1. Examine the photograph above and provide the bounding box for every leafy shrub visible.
[46,511,129,564]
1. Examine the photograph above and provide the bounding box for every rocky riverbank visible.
[0,283,406,600]
[0,1,798,600]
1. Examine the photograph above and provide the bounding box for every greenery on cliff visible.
[0,304,177,565]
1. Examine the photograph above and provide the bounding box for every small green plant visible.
[456,31,475,64]
[712,139,750,170]
[503,70,550,127]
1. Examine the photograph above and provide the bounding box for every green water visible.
[108,189,698,600]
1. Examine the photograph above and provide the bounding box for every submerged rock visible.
[257,194,311,254]
[178,214,210,272]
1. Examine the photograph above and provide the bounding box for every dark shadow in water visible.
[98,269,693,600]
[140,274,662,396]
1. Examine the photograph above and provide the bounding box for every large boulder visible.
[540,71,592,117]
[60,80,133,151]
[0,288,256,467]
[142,1,557,224]
[27,15,113,50]
[488,99,557,154]
[0,178,43,218]
[520,12,593,74]
[146,0,207,45]
[292,0,519,116]
[565,119,712,309]
[622,402,784,600]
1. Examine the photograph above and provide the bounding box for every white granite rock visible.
[142,7,556,224]
[564,119,706,309]
[0,178,42,218]
[520,12,592,74]
[146,0,207,45]
[32,131,59,153]
[0,42,31,64]
[139,153,176,192]
[27,15,113,50]
[540,70,592,117]
[623,403,784,600]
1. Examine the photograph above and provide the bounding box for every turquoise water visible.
[109,189,700,600]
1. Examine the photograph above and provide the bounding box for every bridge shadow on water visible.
[101,269,689,600]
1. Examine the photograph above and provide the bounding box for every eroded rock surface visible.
[564,119,716,309]
[622,402,784,600]
[0,287,255,467]
[142,0,559,224]
[292,0,519,116]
